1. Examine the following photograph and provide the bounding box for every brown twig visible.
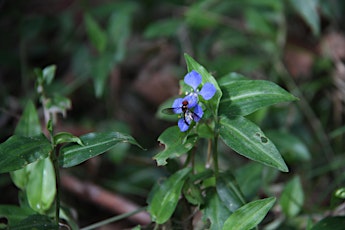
[60,173,151,226]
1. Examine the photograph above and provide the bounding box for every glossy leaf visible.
[219,79,297,116]
[84,13,107,53]
[0,134,52,173]
[148,167,191,224]
[311,216,345,230]
[203,188,231,230]
[222,197,276,230]
[53,132,83,146]
[216,171,246,212]
[280,176,304,217]
[26,158,56,213]
[59,131,142,168]
[10,214,58,230]
[219,116,288,172]
[11,100,42,188]
[154,126,198,166]
[0,205,36,226]
[184,54,223,117]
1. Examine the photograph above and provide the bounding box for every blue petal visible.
[172,98,183,114]
[193,104,203,122]
[178,118,189,132]
[184,94,198,108]
[199,82,216,100]
[184,70,202,90]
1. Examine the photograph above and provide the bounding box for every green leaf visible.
[42,65,57,85]
[108,11,132,62]
[84,13,107,53]
[10,214,58,230]
[0,134,52,173]
[154,126,198,166]
[53,132,83,146]
[14,100,41,136]
[222,197,276,230]
[219,79,297,116]
[234,162,264,200]
[216,171,246,212]
[144,19,182,38]
[335,187,345,199]
[184,53,223,117]
[280,176,304,217]
[148,167,191,224]
[219,116,288,172]
[91,54,112,98]
[26,158,56,213]
[203,188,231,230]
[183,180,204,206]
[266,130,311,163]
[59,131,142,168]
[0,205,36,226]
[311,216,345,230]
[11,101,42,188]
[289,0,320,36]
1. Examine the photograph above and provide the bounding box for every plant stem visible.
[80,207,147,230]
[212,134,219,176]
[51,148,60,224]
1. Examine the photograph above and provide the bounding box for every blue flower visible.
[169,70,216,132]
[184,70,216,101]
[172,95,204,132]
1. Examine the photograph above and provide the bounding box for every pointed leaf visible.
[222,197,276,230]
[14,100,41,136]
[219,116,288,172]
[11,101,42,188]
[216,171,246,212]
[0,135,52,173]
[219,79,297,116]
[203,188,231,230]
[184,54,222,117]
[42,65,57,85]
[280,176,304,217]
[148,167,191,224]
[84,13,107,53]
[59,132,142,168]
[289,0,320,36]
[154,126,198,166]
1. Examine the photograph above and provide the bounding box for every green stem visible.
[80,207,147,230]
[212,134,219,176]
[212,119,220,176]
[51,146,60,223]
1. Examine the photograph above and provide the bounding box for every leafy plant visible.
[0,66,142,228]
[147,54,297,229]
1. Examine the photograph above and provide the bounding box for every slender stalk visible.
[212,134,219,176]
[212,119,220,176]
[80,207,147,230]
[51,148,60,224]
